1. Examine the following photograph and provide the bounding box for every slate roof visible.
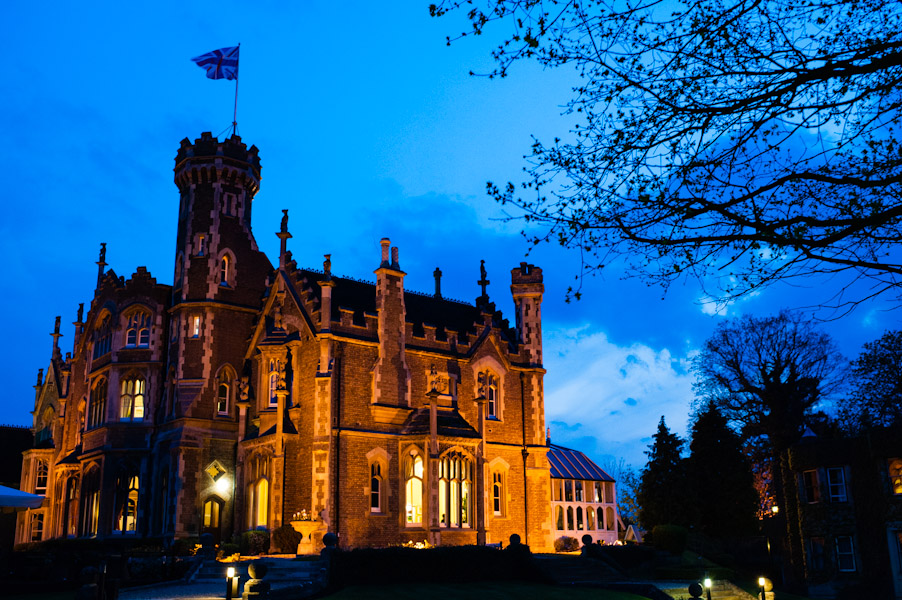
[403,407,480,439]
[547,444,614,482]
[292,268,489,339]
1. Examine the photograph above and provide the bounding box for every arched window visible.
[92,313,112,359]
[125,311,151,347]
[204,497,223,529]
[478,370,500,419]
[82,466,101,536]
[587,506,596,530]
[268,360,279,408]
[492,472,504,516]
[216,368,233,416]
[35,462,48,494]
[120,376,146,421]
[246,454,270,529]
[606,507,616,531]
[576,506,584,530]
[370,463,382,513]
[556,506,564,530]
[567,506,574,530]
[64,476,79,537]
[88,379,107,429]
[220,255,230,286]
[115,474,139,533]
[438,452,472,528]
[404,451,424,526]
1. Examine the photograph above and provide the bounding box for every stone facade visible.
[16,133,559,552]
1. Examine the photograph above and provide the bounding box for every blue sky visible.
[1,1,897,471]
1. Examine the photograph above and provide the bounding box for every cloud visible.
[543,324,695,468]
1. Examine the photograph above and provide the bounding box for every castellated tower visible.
[511,262,544,367]
[161,133,273,538]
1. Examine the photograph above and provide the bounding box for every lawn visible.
[323,582,649,600]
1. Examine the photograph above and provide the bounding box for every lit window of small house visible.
[404,452,424,526]
[370,463,382,513]
[120,376,146,421]
[125,311,151,347]
[35,462,48,494]
[835,536,856,572]
[802,470,820,503]
[827,467,847,502]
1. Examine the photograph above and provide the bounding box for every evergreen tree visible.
[686,403,759,538]
[637,416,690,529]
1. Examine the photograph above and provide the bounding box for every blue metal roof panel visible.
[547,444,614,481]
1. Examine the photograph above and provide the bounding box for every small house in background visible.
[548,443,621,544]
[623,524,643,544]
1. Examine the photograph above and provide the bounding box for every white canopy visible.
[0,484,44,509]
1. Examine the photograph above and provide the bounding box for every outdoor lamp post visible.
[226,566,237,600]
[758,577,766,600]
[704,578,712,600]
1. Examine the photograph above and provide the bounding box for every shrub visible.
[652,525,688,555]
[272,524,302,554]
[240,530,270,555]
[169,537,200,556]
[554,536,580,552]
[219,543,241,559]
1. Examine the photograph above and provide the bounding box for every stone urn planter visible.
[290,520,326,555]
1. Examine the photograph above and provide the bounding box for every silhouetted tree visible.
[637,417,690,529]
[431,0,902,307]
[603,458,640,526]
[686,403,758,538]
[841,330,902,432]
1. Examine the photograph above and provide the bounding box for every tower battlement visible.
[174,132,261,193]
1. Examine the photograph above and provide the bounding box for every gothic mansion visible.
[17,133,620,551]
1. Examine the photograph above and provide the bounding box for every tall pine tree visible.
[637,417,690,529]
[687,403,759,538]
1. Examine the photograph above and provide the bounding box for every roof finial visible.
[434,267,442,298]
[476,260,492,300]
[276,209,292,268]
[51,316,63,359]
[323,254,332,280]
[96,242,108,288]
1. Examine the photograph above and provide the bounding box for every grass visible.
[322,582,649,600]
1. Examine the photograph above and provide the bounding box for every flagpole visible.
[232,43,240,136]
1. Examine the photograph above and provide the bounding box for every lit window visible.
[587,506,596,530]
[35,462,48,494]
[125,312,151,348]
[220,255,230,286]
[827,467,847,502]
[115,475,139,533]
[82,467,101,535]
[405,452,424,526]
[204,498,222,528]
[438,452,472,528]
[370,463,382,513]
[191,315,201,338]
[575,480,583,502]
[835,536,856,572]
[889,459,902,495]
[246,455,270,529]
[605,506,616,531]
[594,481,602,503]
[553,479,563,502]
[268,360,279,408]
[802,470,820,503]
[196,233,206,257]
[556,506,564,530]
[120,377,146,421]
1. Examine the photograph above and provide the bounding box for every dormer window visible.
[478,369,502,420]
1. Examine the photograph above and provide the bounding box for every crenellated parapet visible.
[174,132,261,195]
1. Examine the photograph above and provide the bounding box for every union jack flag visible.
[191,46,239,80]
